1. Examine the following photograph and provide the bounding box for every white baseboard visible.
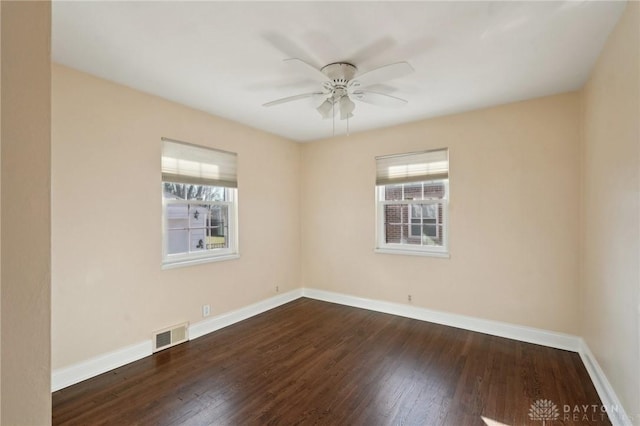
[302,288,581,352]
[52,289,302,392]
[579,339,632,426]
[189,289,302,339]
[52,340,153,392]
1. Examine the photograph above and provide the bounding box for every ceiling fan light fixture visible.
[316,99,334,119]
[339,96,355,120]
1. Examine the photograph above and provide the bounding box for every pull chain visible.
[332,100,335,136]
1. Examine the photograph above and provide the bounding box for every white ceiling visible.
[52,1,626,142]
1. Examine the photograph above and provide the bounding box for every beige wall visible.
[581,2,640,420]
[1,1,52,424]
[50,6,638,418]
[52,64,301,369]
[301,93,581,334]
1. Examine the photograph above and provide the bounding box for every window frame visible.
[162,186,239,268]
[160,137,239,269]
[375,179,450,258]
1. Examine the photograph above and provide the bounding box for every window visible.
[161,138,238,267]
[375,149,449,257]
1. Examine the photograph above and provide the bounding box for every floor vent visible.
[153,322,189,352]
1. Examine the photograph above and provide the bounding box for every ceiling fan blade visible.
[354,62,414,87]
[352,90,408,107]
[262,92,323,107]
[283,58,328,83]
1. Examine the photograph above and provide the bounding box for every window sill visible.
[162,253,240,269]
[374,247,450,258]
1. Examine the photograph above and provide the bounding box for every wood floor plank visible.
[52,298,610,425]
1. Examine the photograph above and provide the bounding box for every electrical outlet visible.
[276,285,279,293]
[408,294,412,303]
[202,304,211,317]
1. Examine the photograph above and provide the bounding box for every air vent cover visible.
[153,322,189,352]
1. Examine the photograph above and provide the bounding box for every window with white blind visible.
[375,149,449,257]
[161,138,239,267]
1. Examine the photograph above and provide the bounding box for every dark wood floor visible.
[52,298,609,425]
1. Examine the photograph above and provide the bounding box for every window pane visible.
[421,224,444,246]
[384,184,403,201]
[190,229,206,252]
[422,224,437,238]
[189,205,207,228]
[384,204,409,243]
[163,182,226,201]
[405,224,421,245]
[385,224,402,244]
[166,204,188,226]
[167,217,188,230]
[410,223,421,236]
[165,200,231,257]
[410,204,421,218]
[384,200,445,247]
[403,182,422,200]
[384,204,402,225]
[167,229,189,255]
[378,179,447,253]
[424,182,445,199]
[207,205,229,249]
[421,204,437,219]
[167,203,189,254]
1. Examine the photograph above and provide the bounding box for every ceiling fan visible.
[262,59,414,121]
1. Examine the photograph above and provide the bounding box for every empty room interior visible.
[0,1,638,425]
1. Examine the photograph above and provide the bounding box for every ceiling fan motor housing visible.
[321,62,357,84]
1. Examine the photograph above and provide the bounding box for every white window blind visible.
[161,138,237,188]
[376,148,448,185]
